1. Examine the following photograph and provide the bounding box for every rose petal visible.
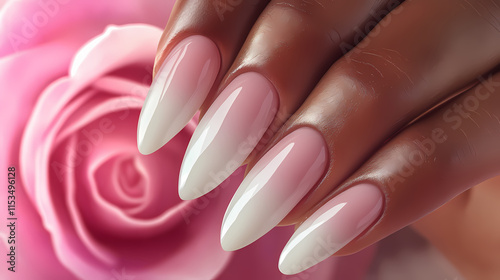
[0,0,174,56]
[21,24,161,203]
[19,23,238,279]
[69,24,161,90]
[72,114,194,238]
[0,41,76,161]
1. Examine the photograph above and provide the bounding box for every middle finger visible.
[179,0,403,200]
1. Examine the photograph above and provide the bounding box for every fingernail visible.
[220,127,328,251]
[179,72,278,200]
[279,183,383,275]
[137,35,220,155]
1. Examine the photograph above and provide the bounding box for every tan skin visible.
[154,0,500,278]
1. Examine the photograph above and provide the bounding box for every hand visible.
[137,0,500,275]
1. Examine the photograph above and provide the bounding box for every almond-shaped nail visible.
[179,72,278,200]
[220,127,328,251]
[279,183,383,275]
[137,35,220,155]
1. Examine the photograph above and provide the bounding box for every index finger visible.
[138,0,270,154]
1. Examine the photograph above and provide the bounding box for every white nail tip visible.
[278,184,383,275]
[178,72,278,200]
[220,143,294,251]
[137,36,220,155]
[178,89,242,200]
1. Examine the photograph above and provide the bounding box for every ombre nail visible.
[137,35,220,154]
[220,127,328,251]
[179,72,278,200]
[279,183,383,275]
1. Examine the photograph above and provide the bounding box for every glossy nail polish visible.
[220,127,328,251]
[179,72,278,200]
[137,35,220,155]
[279,183,383,275]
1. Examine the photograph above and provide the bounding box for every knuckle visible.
[351,48,414,87]
[264,0,342,48]
[336,47,417,105]
[271,0,322,17]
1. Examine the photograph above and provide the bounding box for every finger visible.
[178,0,404,200]
[137,0,270,154]
[278,70,500,274]
[216,0,500,255]
[275,0,500,224]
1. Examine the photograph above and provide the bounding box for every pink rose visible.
[0,0,374,279]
